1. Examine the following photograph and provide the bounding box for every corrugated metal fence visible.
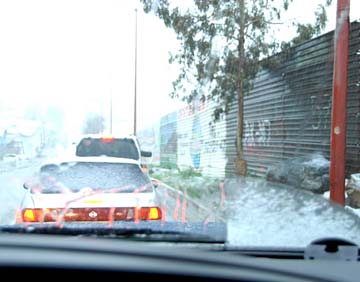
[138,100,228,178]
[225,21,360,177]
[139,22,360,178]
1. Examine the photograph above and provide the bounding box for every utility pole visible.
[133,8,138,136]
[109,71,113,134]
[329,0,350,206]
[235,0,246,176]
[110,88,113,134]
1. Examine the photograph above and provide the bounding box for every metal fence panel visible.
[225,21,360,177]
[139,22,360,179]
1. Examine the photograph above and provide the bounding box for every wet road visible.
[0,161,40,225]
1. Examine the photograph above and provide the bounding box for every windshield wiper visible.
[0,222,226,243]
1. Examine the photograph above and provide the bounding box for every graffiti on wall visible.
[190,115,202,169]
[244,119,271,147]
[178,100,208,119]
[309,94,331,130]
[203,122,225,153]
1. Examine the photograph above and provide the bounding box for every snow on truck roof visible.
[41,156,140,168]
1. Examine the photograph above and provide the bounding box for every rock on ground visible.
[266,153,330,194]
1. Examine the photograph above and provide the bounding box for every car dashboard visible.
[0,233,359,282]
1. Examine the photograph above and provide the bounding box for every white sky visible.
[0,0,358,137]
[0,0,184,136]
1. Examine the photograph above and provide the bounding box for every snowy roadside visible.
[150,168,225,222]
[150,167,360,222]
[153,178,225,223]
[323,189,360,218]
[345,206,360,218]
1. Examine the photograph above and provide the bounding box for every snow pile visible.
[266,153,330,194]
[346,173,360,208]
[348,173,360,191]
[346,206,360,218]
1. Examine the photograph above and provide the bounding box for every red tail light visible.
[22,208,59,222]
[22,209,47,222]
[139,207,162,220]
[21,207,162,222]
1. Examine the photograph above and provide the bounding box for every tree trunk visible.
[235,0,247,175]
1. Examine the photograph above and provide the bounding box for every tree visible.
[82,114,105,134]
[141,0,332,175]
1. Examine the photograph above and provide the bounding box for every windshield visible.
[0,0,360,250]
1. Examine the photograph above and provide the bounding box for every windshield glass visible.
[0,0,360,249]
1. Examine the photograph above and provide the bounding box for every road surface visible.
[0,160,41,225]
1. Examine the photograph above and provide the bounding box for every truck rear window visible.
[75,138,139,160]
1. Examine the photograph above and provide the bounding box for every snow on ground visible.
[345,206,360,218]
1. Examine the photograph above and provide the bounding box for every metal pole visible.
[110,88,113,134]
[133,8,138,136]
[108,71,113,134]
[329,0,350,206]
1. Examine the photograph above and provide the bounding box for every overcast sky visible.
[0,0,184,136]
[0,0,358,137]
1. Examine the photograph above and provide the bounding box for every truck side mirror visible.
[141,151,152,158]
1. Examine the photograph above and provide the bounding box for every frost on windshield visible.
[226,177,360,247]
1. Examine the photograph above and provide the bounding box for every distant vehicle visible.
[73,134,152,164]
[2,153,26,166]
[17,156,161,224]
[2,154,18,166]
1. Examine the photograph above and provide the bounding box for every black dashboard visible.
[0,233,359,281]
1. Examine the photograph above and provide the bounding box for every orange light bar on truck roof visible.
[100,136,115,143]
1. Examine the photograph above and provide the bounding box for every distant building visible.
[0,120,44,159]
